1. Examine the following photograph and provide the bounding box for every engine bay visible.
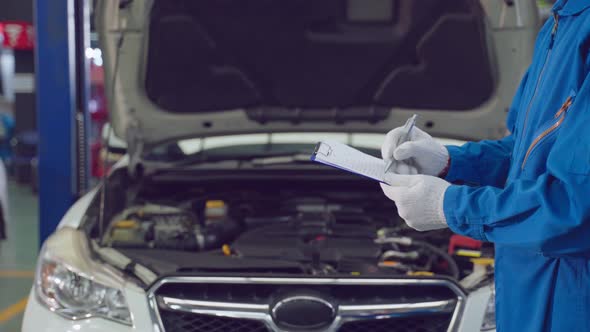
[95,172,493,285]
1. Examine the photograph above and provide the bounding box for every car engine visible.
[100,181,490,281]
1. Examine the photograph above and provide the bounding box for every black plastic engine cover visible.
[232,221,381,263]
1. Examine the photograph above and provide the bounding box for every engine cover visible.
[232,214,381,263]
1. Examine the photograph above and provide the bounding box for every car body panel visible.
[56,187,99,229]
[96,0,539,155]
[22,288,156,332]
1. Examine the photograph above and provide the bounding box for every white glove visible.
[382,125,449,176]
[380,173,451,231]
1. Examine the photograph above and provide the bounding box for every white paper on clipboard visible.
[311,140,389,183]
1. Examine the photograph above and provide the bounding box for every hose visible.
[413,240,460,279]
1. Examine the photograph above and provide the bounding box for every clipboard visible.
[311,140,389,184]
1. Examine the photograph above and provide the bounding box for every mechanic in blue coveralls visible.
[381,1,590,331]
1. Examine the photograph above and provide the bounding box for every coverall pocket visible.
[521,117,565,176]
[521,95,574,177]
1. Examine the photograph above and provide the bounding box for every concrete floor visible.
[0,181,39,332]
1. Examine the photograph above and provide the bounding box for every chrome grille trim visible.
[147,277,466,332]
[338,299,457,317]
[159,297,270,312]
[158,296,271,322]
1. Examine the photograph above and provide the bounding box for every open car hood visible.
[97,0,539,155]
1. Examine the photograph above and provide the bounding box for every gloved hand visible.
[382,125,449,176]
[380,173,451,231]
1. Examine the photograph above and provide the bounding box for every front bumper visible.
[22,284,495,332]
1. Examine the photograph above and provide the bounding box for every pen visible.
[384,114,418,174]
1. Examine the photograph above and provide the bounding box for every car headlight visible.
[480,284,496,331]
[34,227,132,325]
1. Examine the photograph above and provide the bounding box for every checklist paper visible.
[311,140,389,184]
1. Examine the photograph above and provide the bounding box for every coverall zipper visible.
[521,96,572,169]
[517,13,559,163]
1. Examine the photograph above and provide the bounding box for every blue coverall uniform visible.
[443,0,590,330]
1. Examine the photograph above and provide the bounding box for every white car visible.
[23,0,540,331]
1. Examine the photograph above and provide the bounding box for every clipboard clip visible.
[312,142,333,160]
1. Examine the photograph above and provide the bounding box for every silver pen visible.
[384,114,418,173]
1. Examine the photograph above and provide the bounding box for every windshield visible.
[143,132,466,163]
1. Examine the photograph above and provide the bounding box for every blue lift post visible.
[35,0,90,245]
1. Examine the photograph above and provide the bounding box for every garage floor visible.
[0,181,39,332]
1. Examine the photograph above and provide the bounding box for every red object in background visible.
[448,235,482,255]
[0,21,34,50]
[91,141,104,178]
[89,63,108,122]
[90,61,105,86]
[89,62,109,178]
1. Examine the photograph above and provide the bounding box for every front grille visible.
[338,314,452,332]
[155,282,456,304]
[160,310,270,332]
[150,277,465,332]
[159,310,452,332]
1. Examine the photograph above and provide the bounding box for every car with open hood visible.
[23,1,540,331]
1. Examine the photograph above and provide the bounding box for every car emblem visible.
[271,295,336,330]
